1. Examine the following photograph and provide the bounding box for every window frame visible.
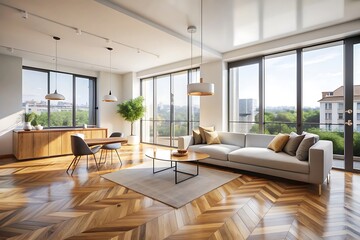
[140,68,200,147]
[22,66,97,128]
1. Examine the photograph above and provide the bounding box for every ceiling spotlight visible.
[76,28,82,35]
[22,11,28,19]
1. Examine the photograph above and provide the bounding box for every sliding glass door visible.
[141,68,200,147]
[303,43,345,168]
[348,39,360,171]
[229,59,261,133]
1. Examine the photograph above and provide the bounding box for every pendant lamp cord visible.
[190,28,193,83]
[200,0,203,66]
[200,0,204,83]
[109,48,112,93]
[55,37,58,91]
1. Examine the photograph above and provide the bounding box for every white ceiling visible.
[0,0,359,75]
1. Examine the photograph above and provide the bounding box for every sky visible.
[23,70,91,106]
[232,44,358,109]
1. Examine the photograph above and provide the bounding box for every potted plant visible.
[23,112,35,131]
[32,113,43,130]
[117,96,146,145]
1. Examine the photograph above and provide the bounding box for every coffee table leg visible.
[153,158,175,174]
[175,162,177,184]
[175,160,199,184]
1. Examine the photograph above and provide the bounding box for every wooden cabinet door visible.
[91,129,106,138]
[82,130,92,139]
[33,132,49,158]
[49,131,62,156]
[61,131,77,155]
[18,133,34,159]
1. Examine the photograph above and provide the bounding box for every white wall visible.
[0,54,23,156]
[120,72,141,137]
[200,60,228,131]
[97,71,123,136]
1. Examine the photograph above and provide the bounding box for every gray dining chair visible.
[66,134,101,175]
[100,132,124,165]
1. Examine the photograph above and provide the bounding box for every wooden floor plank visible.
[0,144,359,239]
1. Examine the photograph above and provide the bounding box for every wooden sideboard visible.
[13,128,107,160]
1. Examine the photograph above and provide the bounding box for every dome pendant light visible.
[187,0,214,96]
[45,36,65,100]
[103,47,118,102]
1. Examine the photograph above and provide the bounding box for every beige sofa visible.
[178,132,333,195]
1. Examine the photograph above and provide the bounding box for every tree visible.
[117,96,146,136]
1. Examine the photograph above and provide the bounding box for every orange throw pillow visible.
[267,133,290,152]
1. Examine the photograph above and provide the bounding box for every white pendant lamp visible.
[187,0,214,96]
[103,47,118,102]
[45,36,65,100]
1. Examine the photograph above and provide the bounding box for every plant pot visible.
[127,135,140,145]
[35,125,43,130]
[23,122,32,131]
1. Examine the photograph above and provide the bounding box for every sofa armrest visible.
[178,135,194,149]
[308,140,333,184]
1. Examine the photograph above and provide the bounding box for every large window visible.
[228,38,360,170]
[229,61,260,133]
[22,67,96,128]
[141,68,200,147]
[264,52,297,134]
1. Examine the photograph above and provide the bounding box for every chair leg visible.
[100,149,104,164]
[66,156,78,174]
[104,150,108,164]
[115,149,122,166]
[327,173,330,184]
[318,184,322,196]
[93,154,100,172]
[71,156,82,176]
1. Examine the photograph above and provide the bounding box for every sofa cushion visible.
[205,130,221,144]
[199,126,215,144]
[283,132,305,156]
[218,132,246,147]
[246,133,275,148]
[188,144,239,161]
[228,147,309,174]
[302,131,320,142]
[192,130,202,144]
[267,133,290,152]
[296,136,315,161]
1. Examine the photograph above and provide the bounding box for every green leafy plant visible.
[32,113,40,126]
[117,96,146,136]
[24,112,36,124]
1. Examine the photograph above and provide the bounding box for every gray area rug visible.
[102,161,240,208]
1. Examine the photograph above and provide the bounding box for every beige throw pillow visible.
[192,130,202,145]
[296,136,315,161]
[204,130,221,144]
[302,131,320,143]
[199,126,215,144]
[267,133,290,152]
[283,132,305,156]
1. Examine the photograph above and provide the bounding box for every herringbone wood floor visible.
[0,144,359,239]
